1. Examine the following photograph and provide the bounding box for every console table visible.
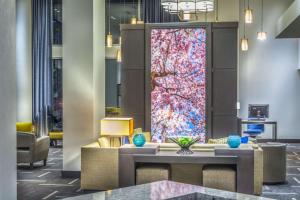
[119,144,255,195]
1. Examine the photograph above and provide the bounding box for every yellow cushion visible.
[98,137,121,148]
[16,122,33,133]
[49,132,63,140]
[207,137,228,144]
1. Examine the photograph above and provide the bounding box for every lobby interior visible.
[1,0,300,199]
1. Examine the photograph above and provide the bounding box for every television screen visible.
[150,28,207,143]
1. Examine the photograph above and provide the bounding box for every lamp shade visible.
[100,118,134,136]
[116,49,122,63]
[131,17,137,24]
[245,8,253,24]
[107,33,113,48]
[257,31,267,41]
[241,38,248,51]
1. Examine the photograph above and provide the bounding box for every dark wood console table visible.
[119,144,254,195]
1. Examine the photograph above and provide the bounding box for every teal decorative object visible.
[227,135,241,148]
[133,133,146,147]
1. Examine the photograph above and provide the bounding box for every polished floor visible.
[17,144,300,200]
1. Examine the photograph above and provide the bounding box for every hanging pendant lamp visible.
[257,0,267,41]
[245,0,253,24]
[241,0,249,51]
[107,0,113,47]
[130,0,137,24]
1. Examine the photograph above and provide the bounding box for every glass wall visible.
[53,0,62,45]
[50,0,63,131]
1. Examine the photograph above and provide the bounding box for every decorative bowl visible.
[169,136,201,155]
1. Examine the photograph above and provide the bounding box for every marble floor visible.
[17,144,300,200]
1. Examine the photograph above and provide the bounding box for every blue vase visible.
[241,136,249,144]
[133,133,146,147]
[227,135,241,148]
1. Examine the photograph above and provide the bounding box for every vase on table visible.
[133,133,146,147]
[227,135,241,148]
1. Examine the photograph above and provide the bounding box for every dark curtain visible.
[142,0,180,23]
[32,0,52,137]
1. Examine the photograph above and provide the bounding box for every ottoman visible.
[203,165,236,192]
[136,165,170,185]
[259,143,287,184]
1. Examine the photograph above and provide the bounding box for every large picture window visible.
[151,28,207,142]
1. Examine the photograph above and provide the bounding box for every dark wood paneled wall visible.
[121,22,238,139]
[211,23,239,138]
[120,24,146,129]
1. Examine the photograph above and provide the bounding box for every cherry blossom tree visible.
[151,28,206,143]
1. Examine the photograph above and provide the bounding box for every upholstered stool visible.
[259,143,287,184]
[202,165,236,192]
[136,165,170,185]
[171,164,203,186]
[49,132,63,147]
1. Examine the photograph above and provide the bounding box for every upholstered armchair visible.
[17,132,50,168]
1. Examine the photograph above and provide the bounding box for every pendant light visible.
[245,0,253,24]
[117,0,122,63]
[131,0,137,24]
[241,0,249,51]
[137,0,144,24]
[116,49,122,63]
[257,0,267,41]
[107,0,113,47]
[215,0,219,22]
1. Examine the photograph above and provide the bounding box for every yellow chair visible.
[16,122,34,133]
[49,131,63,147]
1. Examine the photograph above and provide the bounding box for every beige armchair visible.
[81,142,119,190]
[17,132,50,168]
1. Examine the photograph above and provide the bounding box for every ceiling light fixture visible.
[241,0,249,51]
[131,0,137,24]
[257,0,267,41]
[245,0,253,24]
[107,0,113,47]
[161,0,214,21]
[215,0,219,22]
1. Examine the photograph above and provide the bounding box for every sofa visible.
[81,140,263,195]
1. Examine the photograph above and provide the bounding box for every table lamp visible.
[100,117,134,146]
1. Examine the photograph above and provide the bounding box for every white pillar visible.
[16,0,32,122]
[0,0,17,199]
[63,0,105,172]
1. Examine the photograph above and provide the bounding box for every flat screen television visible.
[248,104,269,119]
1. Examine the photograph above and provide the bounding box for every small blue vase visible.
[133,133,146,147]
[227,135,241,148]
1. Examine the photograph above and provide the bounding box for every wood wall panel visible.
[121,23,238,138]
